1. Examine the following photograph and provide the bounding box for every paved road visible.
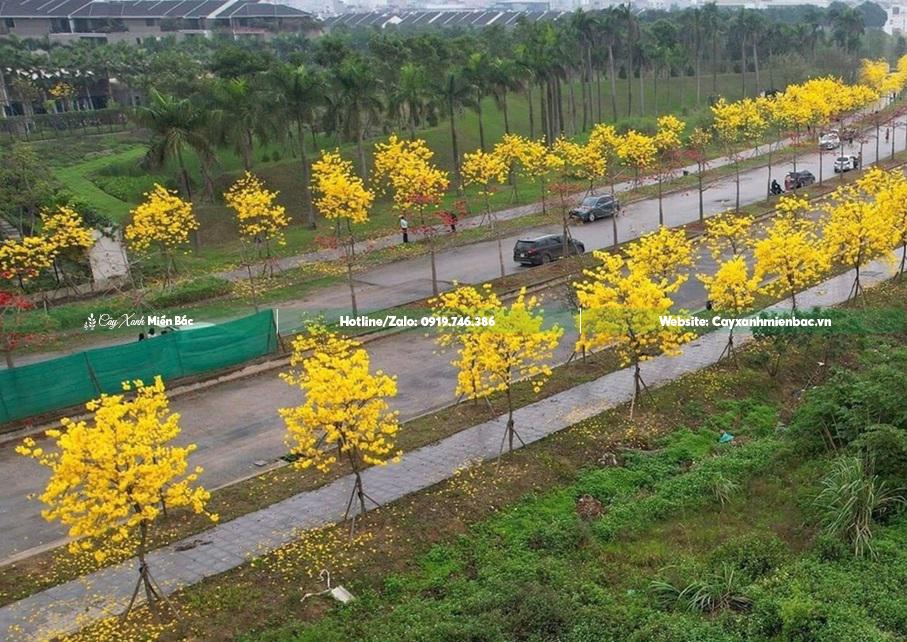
[1,111,904,561]
[0,258,897,642]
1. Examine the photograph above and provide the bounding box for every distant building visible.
[884,3,907,35]
[0,0,320,43]
[325,7,567,28]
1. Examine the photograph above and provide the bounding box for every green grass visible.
[46,273,907,642]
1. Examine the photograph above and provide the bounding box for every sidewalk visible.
[0,257,896,642]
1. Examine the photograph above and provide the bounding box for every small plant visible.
[649,565,752,613]
[814,455,905,558]
[712,472,741,508]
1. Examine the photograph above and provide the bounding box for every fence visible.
[0,310,278,425]
[0,108,130,142]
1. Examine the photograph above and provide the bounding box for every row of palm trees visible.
[2,3,879,229]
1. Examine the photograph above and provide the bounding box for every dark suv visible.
[513,234,585,266]
[784,171,815,190]
[569,194,620,223]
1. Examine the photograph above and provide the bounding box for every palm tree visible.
[444,68,475,190]
[133,89,213,246]
[619,4,638,116]
[829,6,865,81]
[208,77,272,171]
[594,9,621,121]
[701,2,722,96]
[328,55,383,176]
[392,62,434,140]
[488,57,526,135]
[464,51,492,151]
[269,63,324,229]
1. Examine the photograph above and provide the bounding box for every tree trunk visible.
[653,66,659,116]
[740,40,747,98]
[449,89,462,191]
[502,92,510,134]
[753,40,761,93]
[540,82,549,144]
[298,119,315,229]
[712,36,719,94]
[608,44,618,120]
[176,147,198,251]
[696,40,702,105]
[356,112,368,177]
[527,86,534,138]
[476,94,486,151]
[639,64,645,116]
[568,78,577,136]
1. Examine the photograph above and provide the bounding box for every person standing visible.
[399,215,409,243]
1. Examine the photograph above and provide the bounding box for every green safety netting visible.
[0,310,278,425]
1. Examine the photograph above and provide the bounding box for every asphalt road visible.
[1,120,904,562]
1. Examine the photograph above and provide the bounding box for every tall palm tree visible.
[829,6,865,81]
[488,57,526,135]
[392,62,434,140]
[328,55,383,176]
[133,89,213,246]
[464,51,492,151]
[208,77,272,171]
[619,4,638,116]
[594,9,621,121]
[269,62,324,229]
[701,2,722,96]
[443,68,475,190]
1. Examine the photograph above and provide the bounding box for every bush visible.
[814,455,905,559]
[498,582,573,642]
[780,597,828,642]
[709,533,788,580]
[147,276,233,308]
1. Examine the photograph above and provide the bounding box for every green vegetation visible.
[45,273,907,642]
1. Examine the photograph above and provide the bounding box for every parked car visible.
[784,171,816,190]
[513,235,585,266]
[834,155,860,173]
[819,132,840,150]
[569,194,620,223]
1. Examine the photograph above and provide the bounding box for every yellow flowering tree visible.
[432,285,562,452]
[625,225,695,295]
[822,180,897,301]
[687,127,712,223]
[698,256,760,360]
[279,325,398,532]
[40,205,95,286]
[703,211,754,259]
[615,130,657,187]
[0,235,56,290]
[224,172,290,279]
[312,150,374,316]
[461,148,510,278]
[574,252,695,415]
[874,170,907,275]
[373,136,450,295]
[589,123,623,247]
[712,97,766,211]
[125,184,198,284]
[653,115,685,225]
[493,133,526,198]
[16,376,215,616]
[512,136,564,215]
[551,137,605,257]
[753,215,828,310]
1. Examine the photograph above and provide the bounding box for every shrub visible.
[851,424,907,486]
[814,456,905,558]
[147,276,233,308]
[708,533,788,580]
[780,597,827,642]
[499,582,573,642]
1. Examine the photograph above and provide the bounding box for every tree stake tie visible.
[301,569,355,605]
